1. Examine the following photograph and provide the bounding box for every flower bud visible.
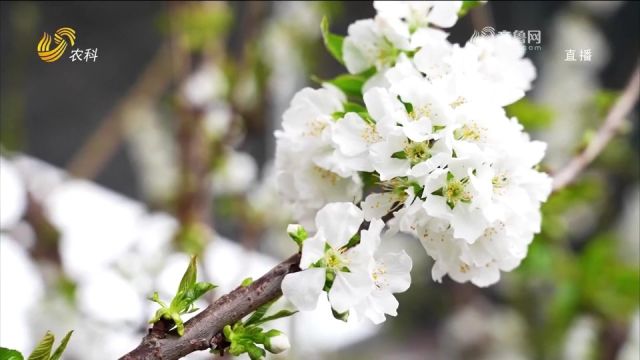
[287,224,304,235]
[287,224,307,247]
[265,333,290,354]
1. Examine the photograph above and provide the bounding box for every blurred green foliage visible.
[0,331,73,360]
[506,98,555,131]
[157,2,232,51]
[513,176,638,357]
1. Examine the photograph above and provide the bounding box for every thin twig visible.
[120,253,301,360]
[552,64,639,191]
[65,44,174,179]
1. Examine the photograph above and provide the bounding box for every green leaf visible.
[245,299,276,326]
[241,277,254,287]
[178,256,198,295]
[327,74,365,97]
[49,331,73,360]
[223,324,233,339]
[0,348,24,360]
[391,150,407,160]
[343,101,367,114]
[254,310,298,326]
[246,344,266,360]
[190,281,216,301]
[459,1,485,16]
[321,16,345,65]
[27,332,54,360]
[360,171,379,188]
[148,292,167,308]
[148,257,215,337]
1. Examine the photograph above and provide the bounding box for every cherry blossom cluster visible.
[276,1,551,323]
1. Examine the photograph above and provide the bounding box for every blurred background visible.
[0,1,638,359]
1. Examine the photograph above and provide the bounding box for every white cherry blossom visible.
[374,1,463,30]
[281,203,374,313]
[275,86,363,227]
[343,18,411,74]
[277,0,551,289]
[353,219,412,324]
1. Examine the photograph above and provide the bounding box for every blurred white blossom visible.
[211,149,258,195]
[563,316,599,360]
[618,311,640,360]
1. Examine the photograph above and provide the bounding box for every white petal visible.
[300,233,327,269]
[361,193,397,221]
[410,28,449,49]
[359,218,386,253]
[315,202,363,248]
[368,290,399,323]
[357,296,386,325]
[281,268,326,311]
[470,265,501,287]
[451,205,488,243]
[427,1,462,28]
[362,71,390,94]
[380,250,413,293]
[363,87,404,123]
[329,270,374,313]
[343,20,378,74]
[332,113,370,156]
[423,195,452,221]
[374,1,409,19]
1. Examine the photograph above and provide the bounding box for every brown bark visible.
[120,253,300,360]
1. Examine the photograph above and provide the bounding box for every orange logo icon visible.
[37,27,76,62]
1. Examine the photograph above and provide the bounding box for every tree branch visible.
[119,62,639,360]
[120,253,300,360]
[552,64,639,191]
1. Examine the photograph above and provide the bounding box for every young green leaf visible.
[343,101,367,114]
[147,256,216,337]
[241,277,254,287]
[244,299,276,326]
[0,348,24,360]
[223,322,290,359]
[286,224,308,248]
[191,282,216,301]
[177,255,198,295]
[27,332,55,360]
[148,292,167,308]
[246,345,266,360]
[327,74,365,97]
[49,331,73,360]
[253,310,298,326]
[321,16,345,65]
